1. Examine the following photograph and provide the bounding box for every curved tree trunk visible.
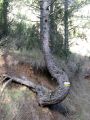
[37,0,70,106]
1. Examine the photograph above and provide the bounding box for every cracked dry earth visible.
[0,53,67,120]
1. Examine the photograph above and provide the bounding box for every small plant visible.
[9,21,41,51]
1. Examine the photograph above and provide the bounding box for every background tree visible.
[49,0,64,56]
[64,0,69,57]
[0,0,8,38]
[2,0,8,35]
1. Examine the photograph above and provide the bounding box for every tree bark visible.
[38,0,70,106]
[49,1,55,52]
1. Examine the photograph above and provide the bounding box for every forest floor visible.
[0,49,90,120]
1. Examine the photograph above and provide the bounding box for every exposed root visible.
[0,74,50,105]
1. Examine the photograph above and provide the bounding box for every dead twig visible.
[0,78,12,97]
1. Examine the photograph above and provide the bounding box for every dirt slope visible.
[0,52,67,120]
[0,51,90,120]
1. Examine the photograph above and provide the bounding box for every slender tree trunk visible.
[2,0,8,35]
[64,0,69,56]
[0,0,8,38]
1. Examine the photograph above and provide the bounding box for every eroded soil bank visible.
[0,51,90,120]
[0,52,67,120]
